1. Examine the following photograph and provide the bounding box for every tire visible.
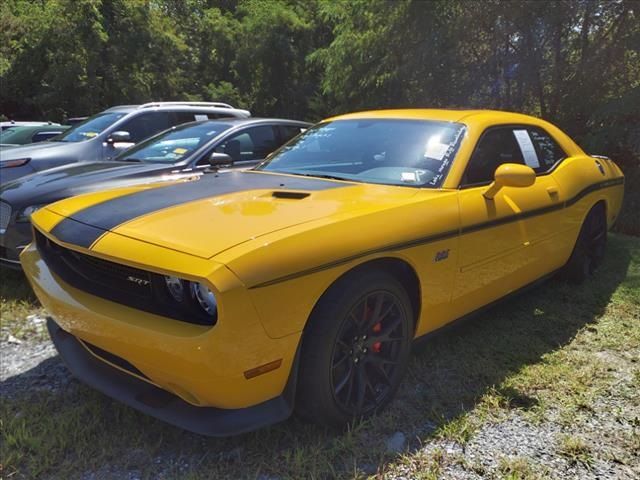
[295,269,413,427]
[562,203,607,284]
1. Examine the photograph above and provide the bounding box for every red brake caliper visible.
[372,322,382,353]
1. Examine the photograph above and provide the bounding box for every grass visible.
[0,268,46,342]
[557,435,593,469]
[0,233,639,479]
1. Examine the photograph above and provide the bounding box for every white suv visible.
[0,102,251,184]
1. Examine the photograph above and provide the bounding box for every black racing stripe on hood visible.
[50,171,348,248]
[49,217,107,249]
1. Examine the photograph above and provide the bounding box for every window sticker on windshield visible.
[427,126,466,186]
[173,147,187,155]
[401,171,417,182]
[513,130,540,168]
[194,114,208,121]
[83,132,98,138]
[424,140,449,160]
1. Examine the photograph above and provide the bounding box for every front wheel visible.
[296,270,413,427]
[562,203,607,284]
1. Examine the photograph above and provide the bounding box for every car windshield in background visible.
[257,119,466,187]
[0,128,20,143]
[57,112,127,143]
[116,122,232,163]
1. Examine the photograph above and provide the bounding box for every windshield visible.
[115,122,232,163]
[0,128,21,143]
[257,119,465,187]
[57,112,127,143]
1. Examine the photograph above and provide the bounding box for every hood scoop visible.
[271,191,310,200]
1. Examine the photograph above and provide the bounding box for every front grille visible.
[35,230,215,326]
[0,201,11,231]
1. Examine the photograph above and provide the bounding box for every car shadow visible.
[0,237,633,478]
[0,267,37,303]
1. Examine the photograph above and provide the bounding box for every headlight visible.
[16,204,45,222]
[0,158,30,168]
[164,276,186,302]
[162,276,218,320]
[191,282,218,316]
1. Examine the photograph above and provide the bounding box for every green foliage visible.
[0,0,638,232]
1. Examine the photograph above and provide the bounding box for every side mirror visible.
[483,163,536,199]
[107,131,131,144]
[208,152,233,169]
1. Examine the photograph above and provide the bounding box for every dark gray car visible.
[0,118,309,268]
[0,102,250,185]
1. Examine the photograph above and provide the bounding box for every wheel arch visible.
[304,256,422,335]
[583,198,608,228]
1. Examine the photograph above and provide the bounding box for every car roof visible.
[4,124,69,133]
[172,117,310,130]
[103,104,251,115]
[326,109,550,127]
[0,121,60,127]
[201,117,309,126]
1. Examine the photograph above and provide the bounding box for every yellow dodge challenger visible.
[22,110,624,436]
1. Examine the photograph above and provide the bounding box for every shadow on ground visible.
[0,236,634,479]
[0,267,37,303]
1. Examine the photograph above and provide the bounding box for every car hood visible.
[0,161,181,208]
[41,171,421,259]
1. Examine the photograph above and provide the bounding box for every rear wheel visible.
[562,203,607,284]
[296,270,413,427]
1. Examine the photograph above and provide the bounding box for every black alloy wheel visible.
[563,203,607,284]
[330,291,408,415]
[296,270,413,427]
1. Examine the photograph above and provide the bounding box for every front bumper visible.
[47,318,295,436]
[21,240,301,413]
[0,221,31,269]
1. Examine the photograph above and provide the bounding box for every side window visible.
[118,112,172,143]
[214,126,279,162]
[32,131,63,142]
[527,127,566,171]
[171,112,221,126]
[171,112,197,126]
[278,125,304,143]
[463,128,525,185]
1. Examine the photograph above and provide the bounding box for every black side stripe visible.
[249,177,624,289]
[50,171,347,248]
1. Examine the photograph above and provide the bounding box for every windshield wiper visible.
[291,172,352,182]
[122,157,142,163]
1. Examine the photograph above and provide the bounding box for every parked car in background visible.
[0,124,70,147]
[21,109,624,435]
[0,121,61,132]
[0,118,308,267]
[65,117,89,126]
[0,102,251,184]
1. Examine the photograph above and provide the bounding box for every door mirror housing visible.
[208,152,234,169]
[107,131,131,144]
[483,163,536,199]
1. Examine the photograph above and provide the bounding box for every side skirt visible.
[412,269,560,351]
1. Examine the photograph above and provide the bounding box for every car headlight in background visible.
[16,204,45,222]
[0,158,31,168]
[162,275,218,320]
